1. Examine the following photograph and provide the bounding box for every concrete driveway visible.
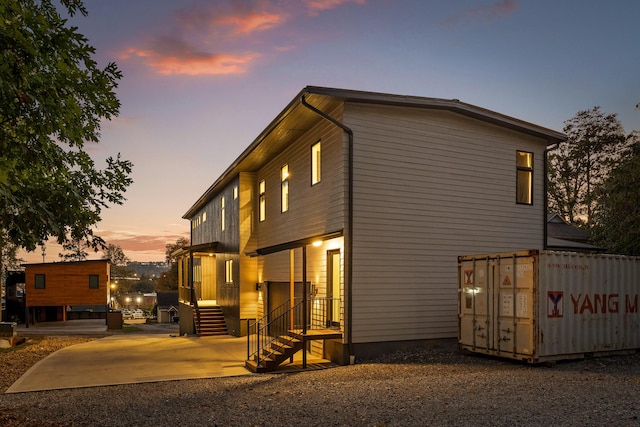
[7,333,250,393]
[8,320,335,393]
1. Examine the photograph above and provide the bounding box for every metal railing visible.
[247,297,342,366]
[247,298,304,366]
[309,297,342,329]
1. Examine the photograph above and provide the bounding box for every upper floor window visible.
[202,212,206,222]
[516,151,533,205]
[35,274,46,289]
[311,141,321,185]
[233,186,238,200]
[281,164,289,212]
[220,197,225,231]
[89,274,99,289]
[259,180,266,222]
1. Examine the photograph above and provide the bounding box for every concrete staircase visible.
[195,306,228,336]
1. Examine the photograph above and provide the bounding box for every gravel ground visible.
[1,337,639,426]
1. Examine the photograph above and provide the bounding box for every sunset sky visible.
[21,0,640,263]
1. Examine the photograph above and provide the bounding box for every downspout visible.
[543,142,560,250]
[300,93,355,362]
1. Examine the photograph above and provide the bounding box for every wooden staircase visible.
[195,305,228,336]
[245,330,304,373]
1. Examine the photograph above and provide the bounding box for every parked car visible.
[132,309,145,319]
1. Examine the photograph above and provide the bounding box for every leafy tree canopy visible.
[591,132,640,255]
[0,0,133,256]
[547,106,627,226]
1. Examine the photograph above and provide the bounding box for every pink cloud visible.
[218,10,287,35]
[443,0,518,26]
[305,0,366,14]
[121,37,260,76]
[120,0,367,76]
[98,230,188,255]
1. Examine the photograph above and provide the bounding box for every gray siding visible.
[345,103,548,343]
[191,176,240,253]
[255,108,346,252]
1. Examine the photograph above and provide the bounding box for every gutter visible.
[300,93,355,362]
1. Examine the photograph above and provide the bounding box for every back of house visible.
[177,86,566,365]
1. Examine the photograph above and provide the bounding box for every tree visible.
[102,243,130,266]
[547,107,627,226]
[58,238,88,261]
[165,237,190,264]
[591,132,640,255]
[0,0,133,272]
[155,237,189,291]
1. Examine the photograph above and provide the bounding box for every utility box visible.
[0,322,17,337]
[458,250,640,363]
[106,311,123,331]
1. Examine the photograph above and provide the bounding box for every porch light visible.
[312,240,322,247]
[255,283,262,291]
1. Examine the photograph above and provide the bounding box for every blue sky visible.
[24,0,640,262]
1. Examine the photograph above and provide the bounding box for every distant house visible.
[156,291,179,323]
[23,259,111,324]
[546,212,604,252]
[175,86,566,369]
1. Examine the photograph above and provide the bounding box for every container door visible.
[492,255,535,358]
[459,258,493,350]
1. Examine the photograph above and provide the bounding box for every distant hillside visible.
[127,261,169,278]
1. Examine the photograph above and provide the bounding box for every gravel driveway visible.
[1,338,639,426]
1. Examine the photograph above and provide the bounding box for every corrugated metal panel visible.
[459,250,640,363]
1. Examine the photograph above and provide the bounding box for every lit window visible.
[516,151,533,205]
[281,164,289,212]
[221,196,225,231]
[35,274,45,289]
[233,186,238,199]
[202,212,206,222]
[259,180,266,222]
[225,259,233,283]
[89,274,99,289]
[312,141,321,185]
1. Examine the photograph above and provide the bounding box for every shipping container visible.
[458,250,640,363]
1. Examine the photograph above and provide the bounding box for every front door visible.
[327,250,341,327]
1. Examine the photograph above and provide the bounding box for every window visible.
[225,259,233,283]
[202,212,206,222]
[220,196,225,231]
[233,186,238,200]
[516,151,533,204]
[281,164,289,212]
[259,180,266,222]
[89,274,99,289]
[312,141,321,185]
[35,274,46,289]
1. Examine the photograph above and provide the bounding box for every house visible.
[23,259,111,324]
[175,86,566,370]
[546,212,603,252]
[156,291,179,323]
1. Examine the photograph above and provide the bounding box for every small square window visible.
[35,274,46,289]
[89,274,99,289]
